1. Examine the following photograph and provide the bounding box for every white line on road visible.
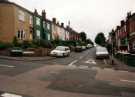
[120,79,135,83]
[1,93,22,97]
[68,60,78,66]
[0,64,15,68]
[85,59,96,65]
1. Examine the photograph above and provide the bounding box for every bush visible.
[12,36,19,47]
[32,39,53,48]
[22,41,33,49]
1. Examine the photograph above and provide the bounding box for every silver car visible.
[50,46,71,57]
[96,46,109,58]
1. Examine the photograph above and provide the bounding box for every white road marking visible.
[103,59,107,65]
[85,59,96,65]
[120,79,135,83]
[1,93,22,97]
[68,60,78,66]
[78,65,89,69]
[0,64,15,68]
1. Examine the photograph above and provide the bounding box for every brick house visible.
[127,13,135,53]
[0,1,33,43]
[41,10,52,41]
[119,20,128,51]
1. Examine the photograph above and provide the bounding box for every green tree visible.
[79,32,87,42]
[95,32,106,46]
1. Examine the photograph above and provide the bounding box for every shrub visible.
[12,36,19,47]
[32,39,53,48]
[22,41,32,49]
[0,42,12,50]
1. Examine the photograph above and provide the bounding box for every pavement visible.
[110,56,135,72]
[0,48,135,97]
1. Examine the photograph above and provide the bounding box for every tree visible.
[95,32,106,46]
[79,32,87,42]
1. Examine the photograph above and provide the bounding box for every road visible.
[0,47,135,97]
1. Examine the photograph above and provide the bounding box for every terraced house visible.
[109,12,135,54]
[0,1,80,44]
[0,1,33,43]
[33,9,42,40]
[127,13,135,53]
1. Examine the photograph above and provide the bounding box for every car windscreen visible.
[97,47,107,52]
[55,47,65,51]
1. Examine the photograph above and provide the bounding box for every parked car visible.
[10,47,23,56]
[75,46,82,52]
[96,46,109,59]
[87,44,93,49]
[50,46,70,57]
[82,46,87,50]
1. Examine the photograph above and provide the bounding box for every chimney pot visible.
[61,23,64,27]
[34,9,38,15]
[52,18,56,24]
[121,20,125,26]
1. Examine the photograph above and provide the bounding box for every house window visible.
[43,21,46,28]
[48,34,50,40]
[18,10,25,21]
[17,31,21,39]
[36,17,40,25]
[47,23,50,30]
[17,30,25,40]
[36,30,40,39]
[29,16,33,25]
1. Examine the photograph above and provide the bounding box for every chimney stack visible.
[127,12,132,19]
[42,10,46,20]
[52,18,56,24]
[61,23,64,27]
[121,20,125,26]
[34,9,38,15]
[57,22,59,25]
[116,26,120,30]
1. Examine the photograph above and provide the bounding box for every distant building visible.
[0,1,33,43]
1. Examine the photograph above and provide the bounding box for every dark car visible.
[10,47,23,56]
[75,46,82,52]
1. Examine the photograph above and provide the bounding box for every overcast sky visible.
[10,0,135,41]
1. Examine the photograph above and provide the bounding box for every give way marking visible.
[68,60,78,67]
[85,59,96,65]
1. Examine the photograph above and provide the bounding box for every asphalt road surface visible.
[0,47,135,97]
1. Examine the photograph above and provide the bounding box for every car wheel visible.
[63,53,65,57]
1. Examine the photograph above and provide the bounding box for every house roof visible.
[0,1,33,15]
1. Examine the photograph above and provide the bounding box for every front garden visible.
[0,37,90,57]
